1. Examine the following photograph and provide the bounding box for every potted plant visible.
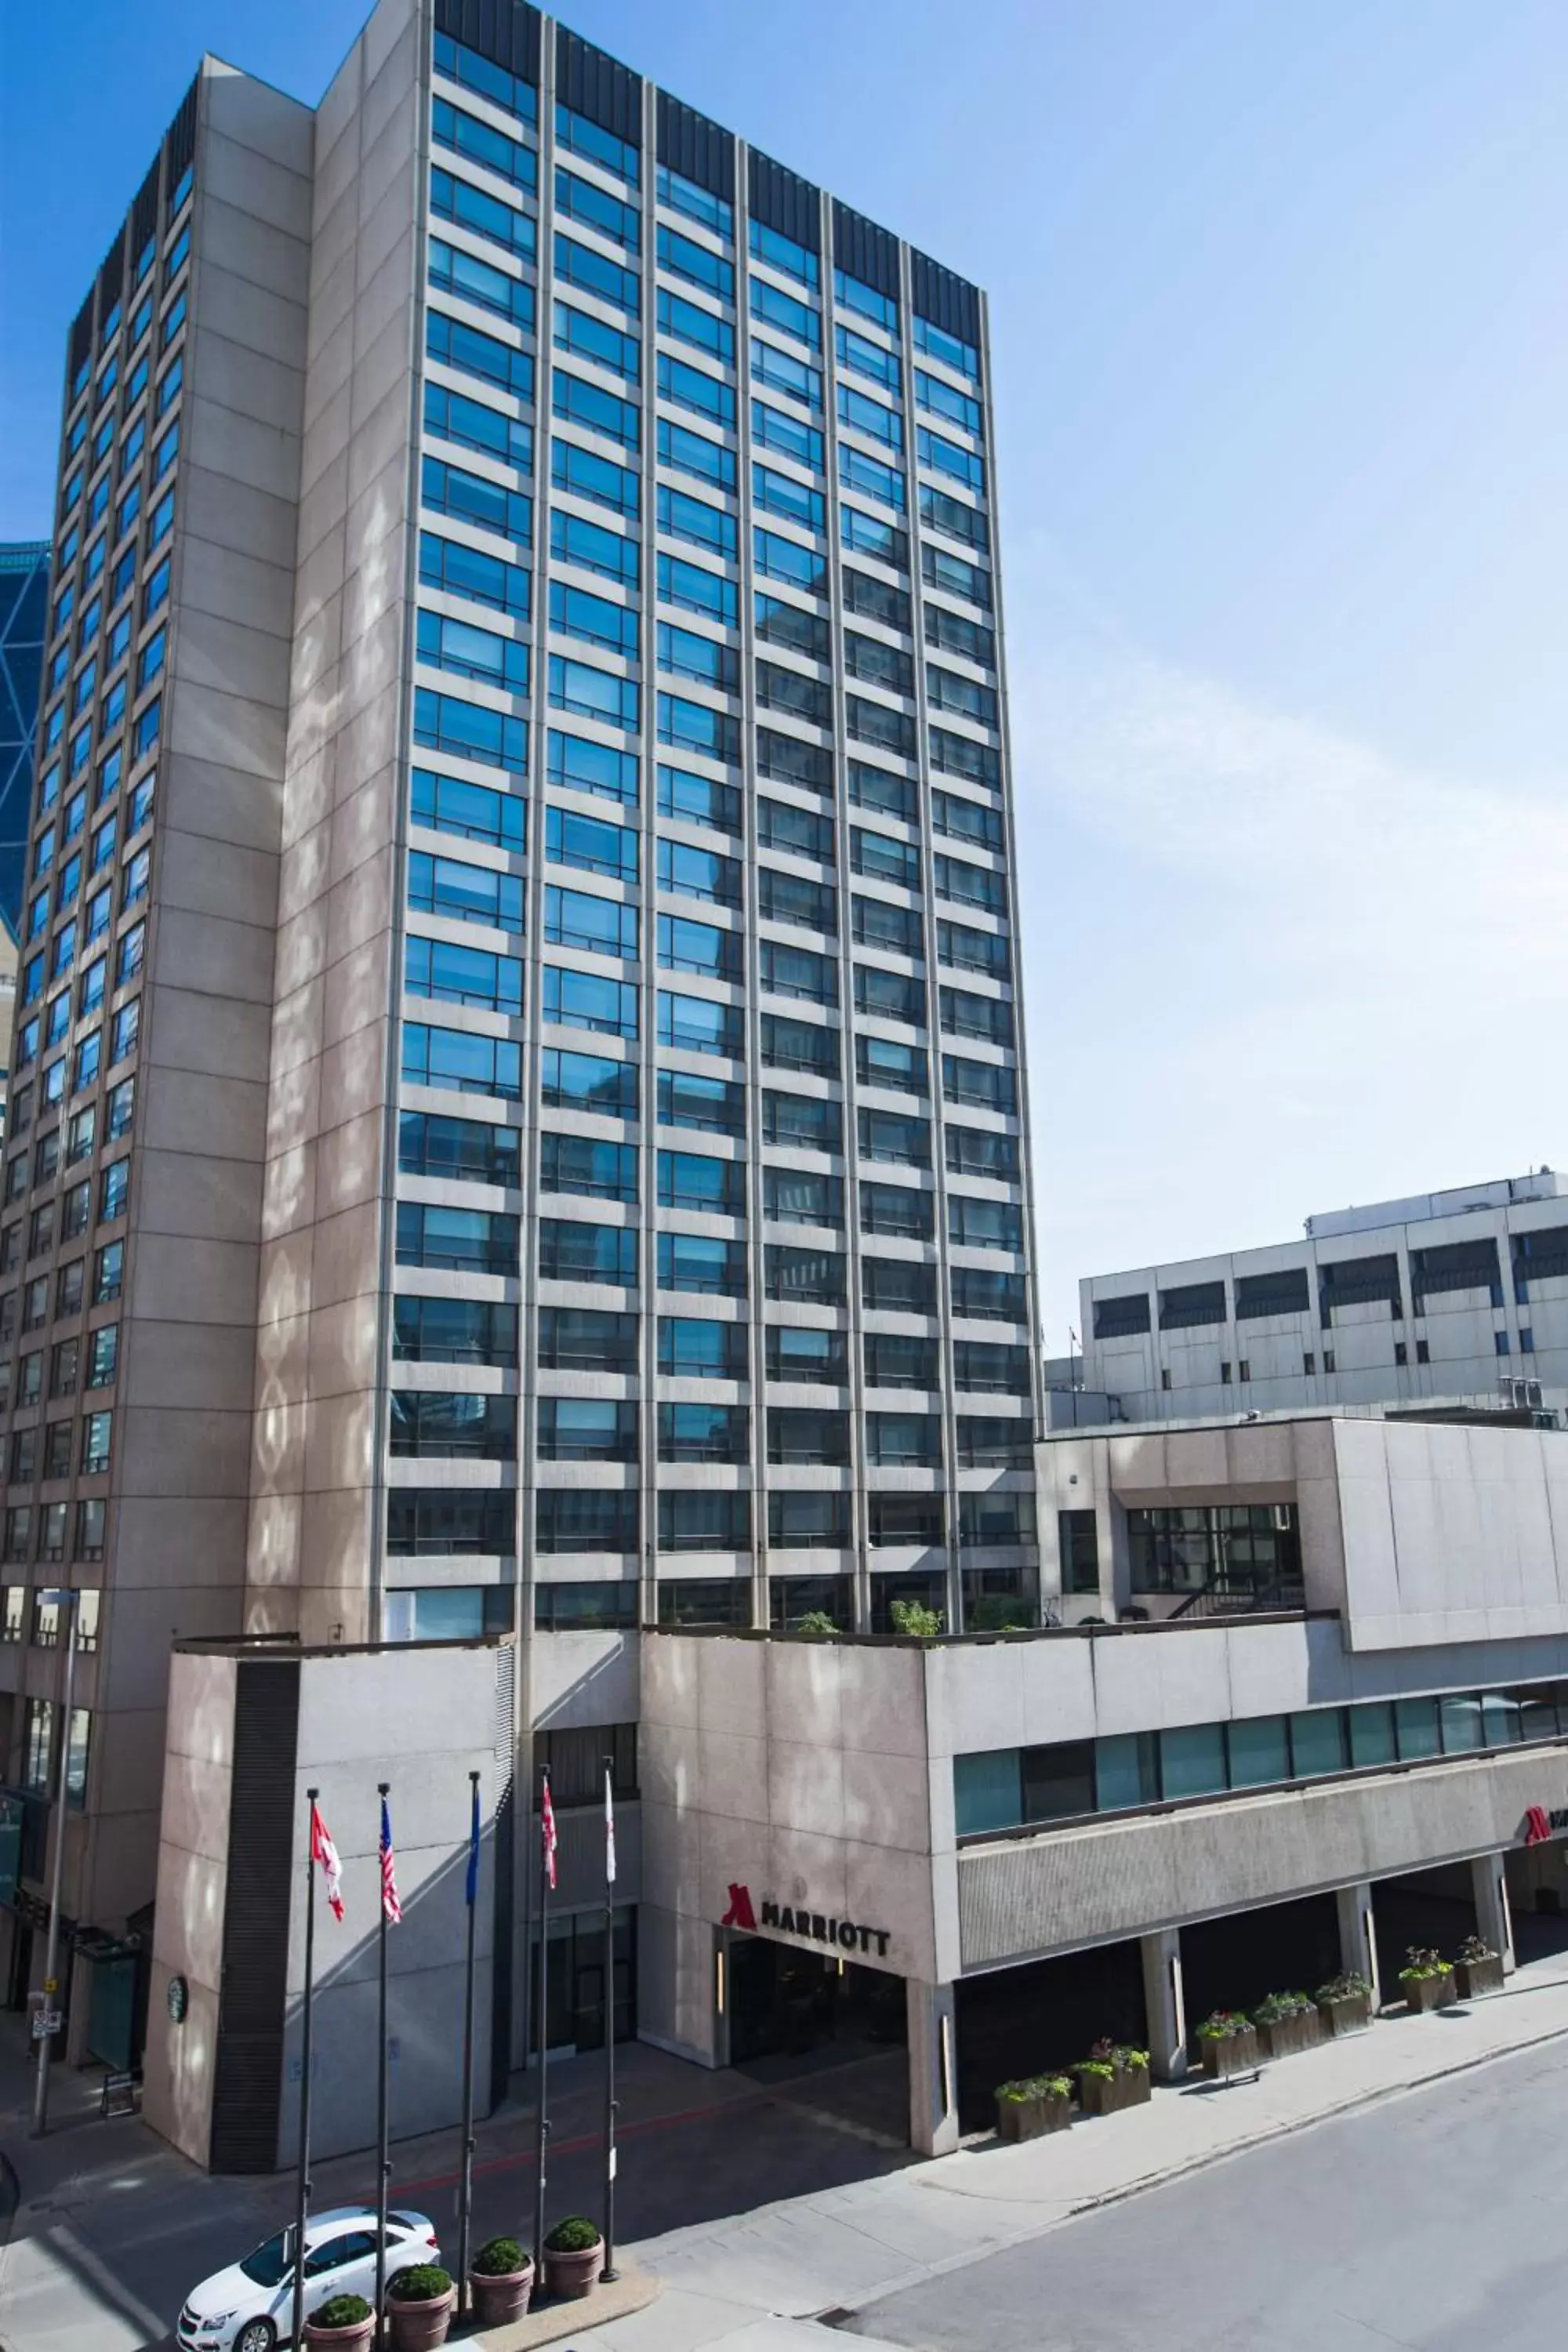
[994,2072,1073,2140]
[796,1610,840,1636]
[1196,2009,1260,2078]
[304,2298,376,2351]
[1251,1989,1323,2061]
[541,2216,604,2300]
[384,2264,455,2351]
[1398,1946,1457,2015]
[1452,1934,1505,2001]
[470,2236,534,2328]
[1315,1970,1374,2036]
[1073,2039,1151,2115]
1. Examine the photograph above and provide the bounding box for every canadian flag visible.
[310,1801,345,1922]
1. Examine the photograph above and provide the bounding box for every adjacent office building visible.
[0,0,1043,2115]
[1076,1170,1568,1425]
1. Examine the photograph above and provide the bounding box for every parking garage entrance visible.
[953,1938,1146,2134]
[1370,1864,1477,2000]
[1180,1891,1341,2039]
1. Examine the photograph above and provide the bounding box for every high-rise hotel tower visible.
[0,0,1042,2056]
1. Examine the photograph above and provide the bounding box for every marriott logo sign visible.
[722,1882,891,1960]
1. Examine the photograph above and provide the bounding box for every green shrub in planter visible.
[473,2238,528,2277]
[544,2217,601,2255]
[796,1611,840,1635]
[1399,1946,1456,2013]
[1197,2009,1260,2077]
[994,2071,1074,2140]
[1314,1970,1374,2036]
[318,2299,373,2328]
[1252,1989,1323,2059]
[387,2266,452,2302]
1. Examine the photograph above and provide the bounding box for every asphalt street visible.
[848,2033,1568,2352]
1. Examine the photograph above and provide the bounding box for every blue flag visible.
[465,1779,481,1907]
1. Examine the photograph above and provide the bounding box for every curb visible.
[1050,2011,1568,2224]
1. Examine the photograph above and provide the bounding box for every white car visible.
[176,2205,441,2352]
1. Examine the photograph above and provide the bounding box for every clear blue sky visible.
[5,0,1566,1342]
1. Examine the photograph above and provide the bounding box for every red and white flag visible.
[604,1763,616,1888]
[541,1773,557,1891]
[310,1802,345,1923]
[380,1796,403,1925]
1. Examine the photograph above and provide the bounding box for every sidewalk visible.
[593,1946,1568,2352]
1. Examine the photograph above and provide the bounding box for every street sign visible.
[31,2009,61,2039]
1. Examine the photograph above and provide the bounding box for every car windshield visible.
[239,2231,290,2287]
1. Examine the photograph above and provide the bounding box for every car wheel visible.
[234,2321,276,2352]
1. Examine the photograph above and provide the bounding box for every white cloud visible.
[1003,560,1568,1343]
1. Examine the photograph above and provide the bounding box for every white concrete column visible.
[1471,1851,1516,1976]
[907,1978,960,2156]
[1140,1927,1186,2080]
[1336,1882,1380,1991]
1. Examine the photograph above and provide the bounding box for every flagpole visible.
[290,1788,318,2352]
[601,1755,619,2283]
[457,1769,481,2321]
[375,1780,391,2350]
[532,1764,551,2276]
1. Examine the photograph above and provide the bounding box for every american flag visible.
[380,1795,403,1925]
[541,1772,557,1891]
[310,1802,344,1924]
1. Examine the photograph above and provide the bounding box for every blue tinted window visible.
[550,508,639,586]
[556,103,639,185]
[547,729,640,807]
[554,303,639,379]
[750,220,818,288]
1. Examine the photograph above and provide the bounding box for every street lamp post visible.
[31,1587,80,2139]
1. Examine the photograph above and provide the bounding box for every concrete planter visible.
[1403,1970,1457,2016]
[1200,2025,1261,2078]
[1076,2063,1150,2117]
[1454,1955,1505,2001]
[1317,1990,1372,2038]
[470,2262,535,2327]
[303,2317,376,2352]
[996,2087,1073,2141]
[541,2240,604,2300]
[385,2286,454,2351]
[1254,2009,1323,2061]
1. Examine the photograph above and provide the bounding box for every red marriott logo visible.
[719,1882,891,1959]
[721,1883,757,1930]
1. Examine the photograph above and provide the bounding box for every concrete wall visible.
[90,64,313,1940]
[1038,1413,1568,1653]
[955,1741,1568,1971]
[276,1640,504,2165]
[639,1634,940,2060]
[1334,1417,1568,1650]
[143,1650,238,2166]
[247,0,421,1646]
[144,1639,507,2171]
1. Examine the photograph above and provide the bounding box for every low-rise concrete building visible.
[144,1405,1568,2161]
[1078,1170,1568,1421]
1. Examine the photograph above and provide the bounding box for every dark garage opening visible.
[954,1939,1146,2133]
[1371,1864,1476,1999]
[1180,1893,1341,2047]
